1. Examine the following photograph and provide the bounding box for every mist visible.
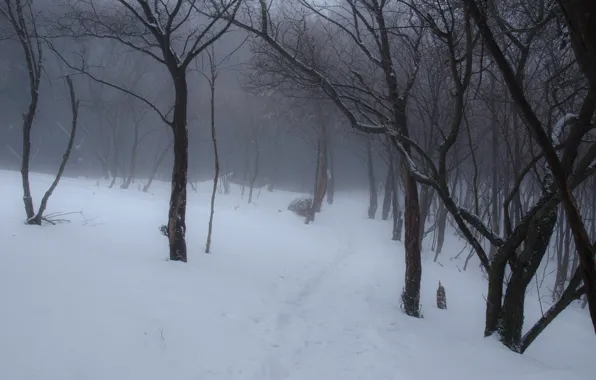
[1,0,595,372]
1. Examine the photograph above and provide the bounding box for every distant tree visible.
[248,119,264,204]
[226,0,425,317]
[143,136,172,193]
[365,137,378,219]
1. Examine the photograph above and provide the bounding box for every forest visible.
[1,0,595,363]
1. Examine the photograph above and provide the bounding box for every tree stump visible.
[437,281,447,310]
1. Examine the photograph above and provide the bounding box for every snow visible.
[552,113,577,143]
[0,169,594,380]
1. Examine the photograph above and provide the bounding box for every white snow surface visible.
[552,113,577,143]
[0,169,593,380]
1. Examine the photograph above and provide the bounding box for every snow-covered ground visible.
[0,169,593,380]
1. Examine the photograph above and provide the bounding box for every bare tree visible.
[1,0,80,225]
[247,120,264,204]
[365,136,378,219]
[465,0,596,341]
[306,101,331,223]
[121,108,157,190]
[55,0,242,262]
[143,136,173,193]
[1,0,42,221]
[228,0,425,317]
[34,76,80,225]
[208,0,594,352]
[198,46,220,254]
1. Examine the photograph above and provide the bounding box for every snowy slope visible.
[0,169,593,380]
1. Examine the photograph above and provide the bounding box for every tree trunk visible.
[108,124,120,189]
[21,116,35,220]
[7,0,41,222]
[122,144,138,189]
[558,0,596,91]
[122,124,141,190]
[489,121,500,261]
[392,153,403,241]
[97,154,110,180]
[554,220,571,300]
[497,207,557,350]
[206,77,219,254]
[382,160,393,221]
[498,274,528,352]
[520,268,583,353]
[248,136,260,204]
[241,142,249,199]
[485,246,510,336]
[307,128,328,223]
[143,141,172,193]
[433,201,447,261]
[419,185,433,243]
[511,121,522,226]
[366,138,378,219]
[31,76,79,225]
[167,73,189,262]
[326,131,335,205]
[401,162,422,317]
[268,125,280,192]
[19,68,38,220]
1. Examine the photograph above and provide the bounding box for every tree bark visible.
[374,2,423,315]
[167,72,189,262]
[400,159,422,317]
[307,128,328,223]
[366,138,378,219]
[21,108,35,220]
[490,121,500,261]
[496,203,557,350]
[391,148,403,241]
[382,161,393,221]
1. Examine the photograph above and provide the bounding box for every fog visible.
[2,0,596,354]
[0,8,376,194]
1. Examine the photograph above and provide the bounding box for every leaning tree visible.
[227,0,426,317]
[1,0,80,225]
[224,0,596,352]
[463,0,596,346]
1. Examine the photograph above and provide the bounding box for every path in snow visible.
[250,213,410,380]
[0,171,594,380]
